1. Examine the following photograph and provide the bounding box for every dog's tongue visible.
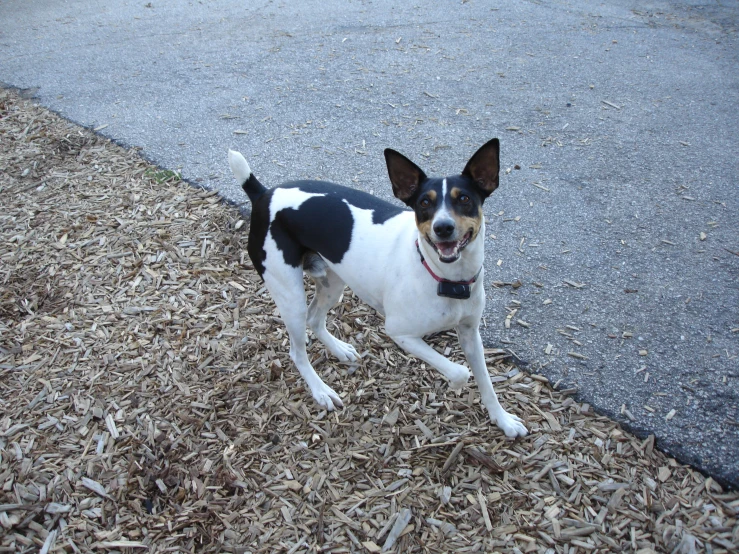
[436,241,459,257]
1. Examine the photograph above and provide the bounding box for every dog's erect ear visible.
[462,138,500,197]
[384,149,427,203]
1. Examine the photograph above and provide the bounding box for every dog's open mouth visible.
[429,231,472,263]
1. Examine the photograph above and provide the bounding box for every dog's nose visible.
[433,220,455,239]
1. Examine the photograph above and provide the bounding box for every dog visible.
[228,139,527,437]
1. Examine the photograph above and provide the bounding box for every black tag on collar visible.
[437,281,471,299]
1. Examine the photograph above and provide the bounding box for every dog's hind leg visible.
[263,264,344,411]
[307,267,359,362]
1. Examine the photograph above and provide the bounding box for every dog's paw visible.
[311,382,344,411]
[493,410,528,438]
[447,364,470,391]
[326,338,358,363]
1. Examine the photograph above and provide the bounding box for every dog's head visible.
[384,139,500,264]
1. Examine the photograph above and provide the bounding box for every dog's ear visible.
[462,138,500,197]
[384,149,427,203]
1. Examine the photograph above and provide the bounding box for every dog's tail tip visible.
[228,149,267,202]
[228,149,252,182]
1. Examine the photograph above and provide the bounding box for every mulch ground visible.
[1,88,737,554]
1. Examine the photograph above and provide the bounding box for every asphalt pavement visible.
[1,0,737,488]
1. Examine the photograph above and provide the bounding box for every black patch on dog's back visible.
[271,195,353,267]
[271,181,406,268]
[281,181,405,225]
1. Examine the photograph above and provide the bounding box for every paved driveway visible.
[1,0,737,487]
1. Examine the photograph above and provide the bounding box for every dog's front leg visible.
[389,334,470,390]
[457,324,528,438]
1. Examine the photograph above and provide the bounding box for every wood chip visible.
[362,541,382,553]
[414,418,435,440]
[543,412,563,432]
[39,529,57,554]
[104,413,119,439]
[382,508,412,551]
[80,478,109,499]
[97,541,148,549]
[478,490,493,531]
[441,441,466,473]
[383,407,400,426]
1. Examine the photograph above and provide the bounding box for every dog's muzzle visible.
[429,230,472,263]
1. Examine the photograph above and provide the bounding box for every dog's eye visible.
[458,194,471,204]
[419,198,431,208]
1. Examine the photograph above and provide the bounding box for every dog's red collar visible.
[416,240,481,299]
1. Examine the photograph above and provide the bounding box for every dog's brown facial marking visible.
[449,187,483,243]
[414,189,437,239]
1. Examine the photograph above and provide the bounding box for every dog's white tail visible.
[228,149,266,202]
[228,150,251,182]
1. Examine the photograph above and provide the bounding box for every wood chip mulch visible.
[1,89,737,554]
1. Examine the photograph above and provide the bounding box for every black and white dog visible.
[229,139,527,437]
